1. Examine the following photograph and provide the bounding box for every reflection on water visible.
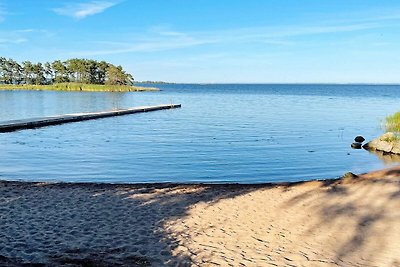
[366,149,400,164]
[0,91,131,121]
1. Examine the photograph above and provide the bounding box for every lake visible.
[0,84,399,183]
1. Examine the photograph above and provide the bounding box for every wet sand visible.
[1,168,400,266]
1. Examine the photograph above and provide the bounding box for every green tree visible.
[106,64,133,85]
[86,59,99,84]
[0,57,8,84]
[0,57,134,86]
[44,62,53,84]
[96,61,109,84]
[22,61,34,84]
[0,58,15,84]
[33,63,46,85]
[10,59,23,84]
[65,58,83,82]
[52,60,68,83]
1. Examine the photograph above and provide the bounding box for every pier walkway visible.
[0,104,181,133]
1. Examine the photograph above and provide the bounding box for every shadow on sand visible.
[281,168,400,266]
[0,168,399,266]
[0,181,266,266]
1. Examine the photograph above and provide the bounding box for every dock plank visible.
[0,104,181,133]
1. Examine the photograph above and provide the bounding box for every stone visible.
[364,132,399,154]
[354,136,365,143]
[341,172,359,184]
[351,142,362,149]
[391,142,400,154]
[342,172,358,180]
[379,142,393,153]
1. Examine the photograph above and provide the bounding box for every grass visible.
[0,83,159,92]
[381,134,400,143]
[385,112,400,133]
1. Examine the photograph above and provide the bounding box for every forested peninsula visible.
[0,58,158,92]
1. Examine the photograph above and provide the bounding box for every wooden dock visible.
[0,104,181,133]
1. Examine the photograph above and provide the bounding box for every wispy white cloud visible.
[70,22,382,57]
[0,38,27,44]
[0,3,6,23]
[324,8,400,25]
[0,29,51,47]
[68,9,400,56]
[71,32,215,56]
[13,29,36,33]
[53,0,120,19]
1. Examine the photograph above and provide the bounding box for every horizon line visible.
[134,81,400,86]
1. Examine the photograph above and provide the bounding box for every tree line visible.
[0,58,134,86]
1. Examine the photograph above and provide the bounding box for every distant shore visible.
[0,83,159,92]
[0,167,399,266]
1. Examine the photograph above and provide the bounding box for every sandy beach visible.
[1,168,400,266]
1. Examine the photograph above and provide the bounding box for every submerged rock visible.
[364,132,400,154]
[351,142,362,149]
[354,136,365,143]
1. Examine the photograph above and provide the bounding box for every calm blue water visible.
[1,84,400,183]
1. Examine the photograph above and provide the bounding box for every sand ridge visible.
[1,168,400,266]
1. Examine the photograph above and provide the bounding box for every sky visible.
[1,0,400,83]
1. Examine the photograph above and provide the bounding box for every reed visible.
[385,112,400,132]
[0,83,159,92]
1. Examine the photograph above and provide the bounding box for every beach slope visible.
[1,168,399,266]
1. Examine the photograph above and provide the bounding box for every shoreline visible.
[0,83,159,92]
[1,167,399,266]
[0,175,343,188]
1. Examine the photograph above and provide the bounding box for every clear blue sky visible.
[1,0,400,83]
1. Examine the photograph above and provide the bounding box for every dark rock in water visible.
[351,142,362,149]
[354,136,365,143]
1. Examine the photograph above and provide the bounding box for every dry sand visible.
[1,168,400,266]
